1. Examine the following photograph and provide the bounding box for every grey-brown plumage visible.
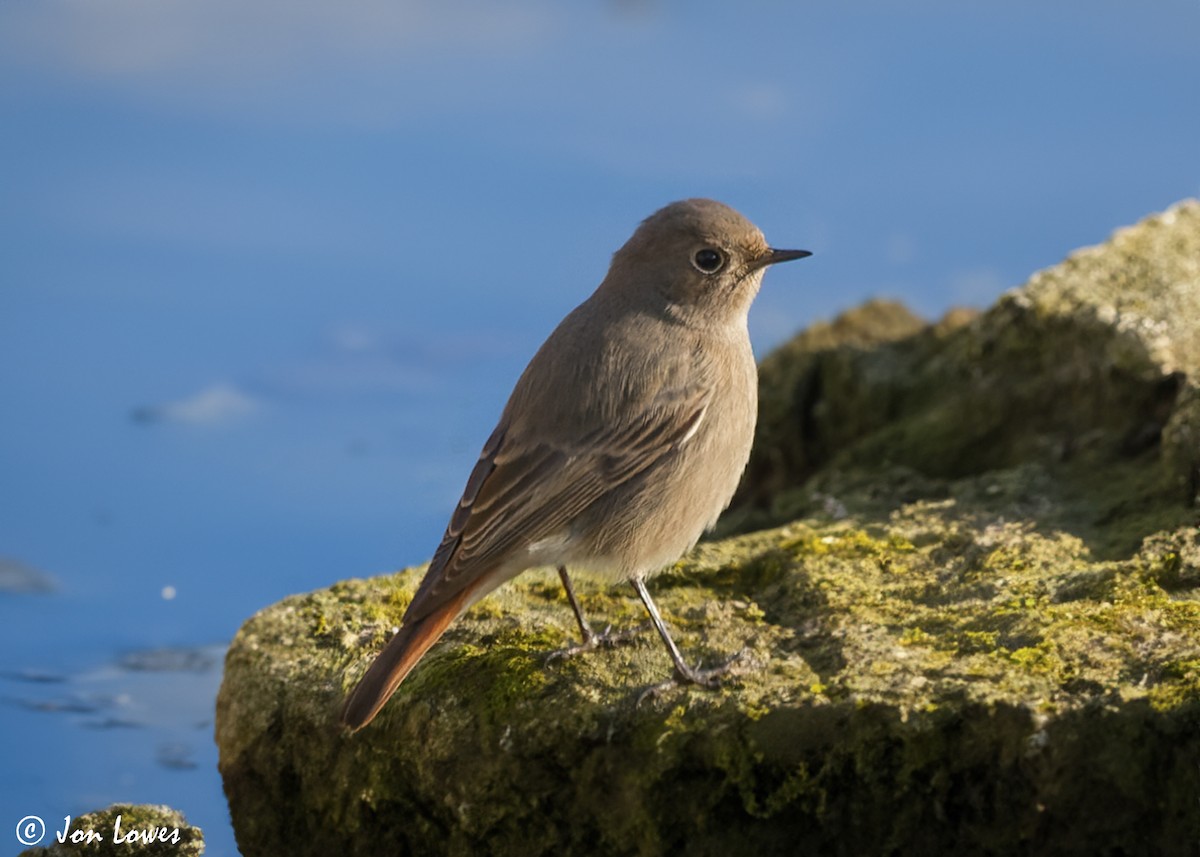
[341,199,809,730]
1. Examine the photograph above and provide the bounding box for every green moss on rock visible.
[733,200,1200,557]
[217,513,1200,856]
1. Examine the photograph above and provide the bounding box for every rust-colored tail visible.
[340,589,471,731]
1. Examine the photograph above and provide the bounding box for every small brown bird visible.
[341,199,809,730]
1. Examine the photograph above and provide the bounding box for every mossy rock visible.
[216,201,1200,856]
[217,515,1200,857]
[734,199,1200,557]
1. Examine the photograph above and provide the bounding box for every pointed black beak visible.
[751,247,812,271]
[767,248,812,265]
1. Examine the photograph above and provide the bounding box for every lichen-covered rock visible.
[18,804,204,856]
[216,201,1200,857]
[217,516,1200,857]
[734,200,1200,555]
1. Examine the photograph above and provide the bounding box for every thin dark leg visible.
[557,565,596,646]
[632,577,743,691]
[546,566,648,661]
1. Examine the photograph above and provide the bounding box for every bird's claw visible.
[636,647,750,705]
[546,621,651,663]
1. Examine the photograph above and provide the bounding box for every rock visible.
[216,201,1200,856]
[732,199,1200,556]
[0,556,58,593]
[18,804,204,856]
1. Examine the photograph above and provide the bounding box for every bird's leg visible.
[558,565,597,646]
[632,577,744,699]
[547,566,647,661]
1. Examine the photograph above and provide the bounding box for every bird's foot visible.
[636,647,750,705]
[546,621,651,663]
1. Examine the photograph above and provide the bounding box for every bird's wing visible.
[342,377,710,731]
[402,384,710,623]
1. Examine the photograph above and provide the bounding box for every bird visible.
[341,198,810,731]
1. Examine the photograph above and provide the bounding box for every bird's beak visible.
[751,247,812,271]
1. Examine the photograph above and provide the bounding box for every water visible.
[1,299,526,855]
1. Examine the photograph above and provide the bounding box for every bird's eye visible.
[691,248,725,274]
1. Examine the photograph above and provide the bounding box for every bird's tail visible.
[340,588,472,732]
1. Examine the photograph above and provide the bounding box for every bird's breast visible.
[570,331,758,579]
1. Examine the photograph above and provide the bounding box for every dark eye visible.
[691,247,725,274]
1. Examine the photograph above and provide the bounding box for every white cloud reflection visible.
[132,383,261,426]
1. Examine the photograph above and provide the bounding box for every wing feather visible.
[402,387,710,622]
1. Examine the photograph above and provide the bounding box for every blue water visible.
[1,294,530,854]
